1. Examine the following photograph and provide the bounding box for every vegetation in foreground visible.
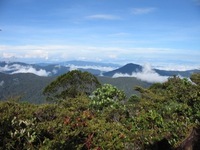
[0,71,200,150]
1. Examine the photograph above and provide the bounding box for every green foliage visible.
[190,73,200,85]
[90,84,126,111]
[97,76,151,97]
[0,96,129,150]
[1,74,200,149]
[0,72,150,103]
[128,94,140,103]
[129,75,200,148]
[43,70,101,101]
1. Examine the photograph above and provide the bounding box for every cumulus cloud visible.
[113,64,168,83]
[67,64,116,72]
[0,64,50,76]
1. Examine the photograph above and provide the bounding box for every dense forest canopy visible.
[43,70,101,101]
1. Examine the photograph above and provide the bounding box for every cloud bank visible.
[1,45,199,66]
[0,64,50,76]
[67,64,116,72]
[154,65,200,71]
[113,64,169,83]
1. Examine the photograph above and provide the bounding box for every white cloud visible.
[86,14,120,20]
[154,64,200,71]
[67,64,116,72]
[0,64,19,72]
[113,63,168,83]
[0,81,4,87]
[0,44,199,66]
[131,7,156,15]
[11,67,50,76]
[24,50,49,60]
[0,45,124,62]
[0,64,50,76]
[52,69,58,74]
[0,45,191,58]
[108,54,117,59]
[2,52,16,59]
[69,65,78,71]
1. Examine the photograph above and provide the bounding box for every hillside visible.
[0,73,54,103]
[0,73,150,103]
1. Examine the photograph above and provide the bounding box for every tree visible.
[43,70,101,101]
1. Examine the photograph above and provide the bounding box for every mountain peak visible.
[103,63,143,77]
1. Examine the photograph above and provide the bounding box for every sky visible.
[0,0,200,68]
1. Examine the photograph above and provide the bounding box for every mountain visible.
[103,63,142,77]
[103,63,200,78]
[0,72,150,103]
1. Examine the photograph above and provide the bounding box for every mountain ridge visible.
[0,61,199,78]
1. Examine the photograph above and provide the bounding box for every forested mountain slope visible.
[0,73,149,103]
[0,73,54,103]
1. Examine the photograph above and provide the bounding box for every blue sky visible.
[0,0,200,68]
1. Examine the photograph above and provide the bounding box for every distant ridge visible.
[0,61,199,78]
[0,61,120,76]
[154,69,200,77]
[58,60,120,68]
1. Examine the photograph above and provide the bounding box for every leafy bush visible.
[0,96,129,149]
[129,75,200,148]
[89,84,126,111]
